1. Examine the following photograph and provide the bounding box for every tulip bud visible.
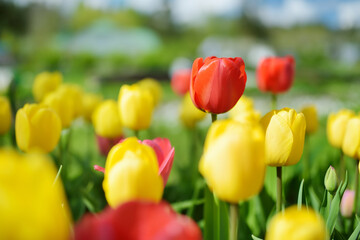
[327,109,355,148]
[15,103,61,153]
[118,84,154,130]
[261,108,306,167]
[229,96,260,124]
[342,116,360,159]
[266,206,328,240]
[171,68,191,95]
[92,100,123,139]
[42,89,75,129]
[0,96,12,135]
[340,190,355,218]
[179,93,207,128]
[0,149,71,239]
[190,56,247,114]
[256,56,295,94]
[199,119,266,203]
[57,84,84,118]
[103,137,163,207]
[301,105,318,134]
[324,166,337,193]
[137,78,162,106]
[82,93,102,122]
[32,71,62,102]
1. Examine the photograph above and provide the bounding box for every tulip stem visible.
[271,94,278,110]
[340,150,345,181]
[134,130,139,139]
[229,203,238,240]
[276,166,282,213]
[211,113,217,123]
[354,159,359,215]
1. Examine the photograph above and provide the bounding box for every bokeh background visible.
[1,0,360,226]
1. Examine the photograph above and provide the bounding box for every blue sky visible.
[12,0,360,29]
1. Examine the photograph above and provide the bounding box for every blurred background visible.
[1,0,359,115]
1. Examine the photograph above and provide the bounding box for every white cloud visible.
[338,1,360,29]
[256,0,317,28]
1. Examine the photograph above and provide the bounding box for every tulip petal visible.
[265,114,293,166]
[15,109,31,152]
[342,117,360,159]
[286,113,306,165]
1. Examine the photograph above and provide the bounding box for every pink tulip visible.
[340,189,355,218]
[96,134,124,156]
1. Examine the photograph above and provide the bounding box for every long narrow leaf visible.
[298,179,305,209]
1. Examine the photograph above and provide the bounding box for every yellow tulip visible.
[92,100,123,138]
[0,96,12,135]
[56,84,84,118]
[229,95,255,118]
[261,108,306,167]
[103,137,163,207]
[32,71,62,102]
[266,206,328,240]
[301,105,318,134]
[342,116,360,159]
[0,149,71,240]
[42,89,75,129]
[118,84,154,130]
[199,119,266,203]
[15,104,61,153]
[327,109,355,148]
[137,78,162,106]
[179,93,206,128]
[82,93,102,122]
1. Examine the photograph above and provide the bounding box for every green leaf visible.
[172,199,205,212]
[251,235,263,240]
[319,190,328,219]
[298,179,305,209]
[309,186,320,210]
[349,216,360,240]
[204,186,217,240]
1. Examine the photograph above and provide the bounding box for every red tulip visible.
[190,56,247,114]
[75,201,202,240]
[256,56,295,94]
[94,137,175,187]
[171,69,191,95]
[96,134,124,156]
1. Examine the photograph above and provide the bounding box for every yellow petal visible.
[103,157,163,207]
[265,114,293,166]
[342,117,360,159]
[0,96,12,135]
[92,100,122,138]
[286,113,306,165]
[15,109,31,152]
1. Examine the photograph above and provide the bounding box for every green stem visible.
[134,130,139,139]
[229,203,239,240]
[354,159,359,215]
[271,94,277,110]
[340,150,345,182]
[276,166,282,213]
[211,113,217,123]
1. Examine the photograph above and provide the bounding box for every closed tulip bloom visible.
[0,149,71,240]
[340,190,355,218]
[199,119,266,203]
[229,95,261,124]
[92,100,122,139]
[179,93,207,128]
[171,68,191,95]
[32,71,62,102]
[57,84,84,118]
[118,84,154,130]
[43,89,75,129]
[0,96,12,135]
[256,56,295,94]
[15,104,61,153]
[266,206,327,240]
[327,109,355,148]
[137,78,162,106]
[82,93,102,122]
[103,137,163,207]
[75,201,202,240]
[190,56,247,114]
[301,105,318,134]
[342,116,360,159]
[261,108,306,166]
